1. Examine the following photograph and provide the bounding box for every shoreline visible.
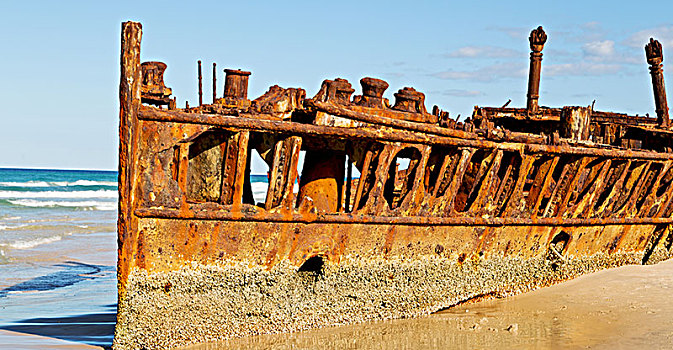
[1,259,672,349]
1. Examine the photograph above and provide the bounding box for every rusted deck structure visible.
[115,22,673,349]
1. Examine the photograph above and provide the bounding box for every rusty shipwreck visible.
[115,22,673,349]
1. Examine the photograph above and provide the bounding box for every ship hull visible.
[112,219,672,349]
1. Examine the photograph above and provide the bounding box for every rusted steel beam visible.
[441,149,475,215]
[353,144,375,210]
[219,132,250,206]
[491,153,517,214]
[556,157,592,217]
[138,108,673,161]
[594,160,633,216]
[609,162,649,216]
[654,166,673,217]
[646,38,670,128]
[527,156,557,211]
[501,155,536,216]
[526,26,547,115]
[618,161,654,217]
[118,20,142,293]
[306,99,476,139]
[638,161,672,217]
[134,207,673,226]
[265,136,302,210]
[468,150,504,213]
[570,159,612,218]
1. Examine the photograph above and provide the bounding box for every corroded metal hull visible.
[114,22,673,349]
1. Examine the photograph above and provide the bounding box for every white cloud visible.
[544,62,621,77]
[431,63,527,82]
[445,46,519,58]
[582,40,615,58]
[441,89,484,97]
[624,26,673,49]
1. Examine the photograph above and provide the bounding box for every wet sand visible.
[0,330,103,349]
[1,259,672,349]
[182,259,673,350]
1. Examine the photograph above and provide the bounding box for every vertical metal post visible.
[198,60,203,106]
[646,38,670,128]
[118,20,142,297]
[346,153,353,212]
[526,26,547,115]
[213,63,217,104]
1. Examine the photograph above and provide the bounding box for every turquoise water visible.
[0,168,272,348]
[0,168,118,348]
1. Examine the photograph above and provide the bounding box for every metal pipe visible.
[198,60,203,106]
[212,62,217,104]
[526,26,547,115]
[645,38,669,128]
[135,207,673,226]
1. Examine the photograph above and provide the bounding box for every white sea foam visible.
[1,216,21,220]
[0,190,117,199]
[0,181,52,187]
[52,180,118,187]
[8,199,117,211]
[0,180,117,187]
[0,235,63,249]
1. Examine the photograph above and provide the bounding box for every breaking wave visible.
[0,235,64,250]
[0,190,117,199]
[7,200,116,211]
[0,180,117,188]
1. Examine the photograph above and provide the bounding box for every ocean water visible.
[0,168,271,348]
[0,168,118,348]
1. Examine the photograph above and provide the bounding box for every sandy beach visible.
[182,259,673,350]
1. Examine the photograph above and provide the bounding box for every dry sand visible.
[2,259,672,349]
[183,259,673,350]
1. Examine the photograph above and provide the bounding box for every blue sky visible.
[1,1,673,170]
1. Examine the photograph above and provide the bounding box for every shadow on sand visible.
[0,305,117,349]
[0,261,117,348]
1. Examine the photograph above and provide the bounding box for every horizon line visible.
[0,166,117,172]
